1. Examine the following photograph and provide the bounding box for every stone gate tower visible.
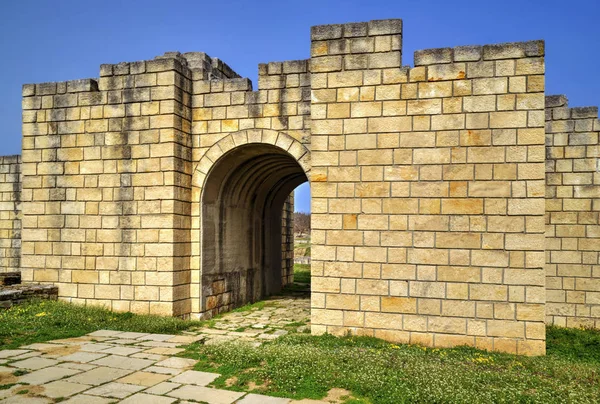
[1,18,598,356]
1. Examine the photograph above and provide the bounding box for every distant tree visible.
[294,212,311,236]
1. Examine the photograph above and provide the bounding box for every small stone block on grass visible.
[155,357,197,369]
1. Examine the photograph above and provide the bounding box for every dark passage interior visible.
[201,144,308,317]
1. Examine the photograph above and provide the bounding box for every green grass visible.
[0,299,203,349]
[293,264,311,284]
[180,327,600,403]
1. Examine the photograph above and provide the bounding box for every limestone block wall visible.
[0,155,21,273]
[282,193,295,286]
[309,20,547,355]
[18,54,219,317]
[545,95,600,328]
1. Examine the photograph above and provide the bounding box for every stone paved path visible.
[0,294,329,403]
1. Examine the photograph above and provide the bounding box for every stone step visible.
[0,271,21,286]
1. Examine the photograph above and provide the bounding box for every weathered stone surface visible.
[18,366,80,385]
[117,371,171,386]
[168,370,220,386]
[167,385,245,403]
[89,355,154,371]
[39,380,90,398]
[65,366,133,386]
[84,382,145,399]
[119,393,177,404]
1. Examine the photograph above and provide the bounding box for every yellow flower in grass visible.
[35,312,47,317]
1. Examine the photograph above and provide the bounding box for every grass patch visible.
[293,264,311,284]
[0,299,203,349]
[231,301,266,313]
[180,328,600,403]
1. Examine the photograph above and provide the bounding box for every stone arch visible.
[190,129,311,318]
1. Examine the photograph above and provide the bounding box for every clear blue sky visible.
[1,0,598,213]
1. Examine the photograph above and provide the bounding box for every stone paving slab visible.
[18,366,81,385]
[101,346,143,356]
[90,355,155,370]
[11,357,58,371]
[61,394,115,404]
[144,365,183,375]
[115,332,151,340]
[145,381,181,395]
[38,380,91,398]
[21,343,63,350]
[168,385,245,403]
[79,343,114,352]
[155,357,197,369]
[0,350,29,359]
[59,352,107,363]
[117,371,171,387]
[57,362,96,371]
[87,330,123,338]
[65,366,133,386]
[144,347,184,355]
[136,334,177,342]
[169,369,221,386]
[84,382,145,399]
[0,396,51,403]
[119,393,177,404]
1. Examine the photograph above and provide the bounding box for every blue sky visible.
[1,0,598,213]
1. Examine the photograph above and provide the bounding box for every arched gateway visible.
[192,130,310,318]
[6,18,599,357]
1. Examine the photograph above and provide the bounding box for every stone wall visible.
[0,155,21,273]
[309,20,547,355]
[545,95,600,328]
[14,17,600,355]
[0,284,58,309]
[282,193,295,286]
[19,56,208,317]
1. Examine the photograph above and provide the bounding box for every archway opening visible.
[201,143,308,317]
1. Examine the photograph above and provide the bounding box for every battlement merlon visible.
[310,19,403,70]
[546,94,599,120]
[414,40,544,66]
[100,52,241,80]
